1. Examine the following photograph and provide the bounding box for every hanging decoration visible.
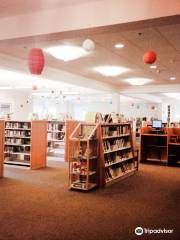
[151,105,156,110]
[32,85,38,91]
[82,39,95,52]
[143,50,157,64]
[28,48,45,74]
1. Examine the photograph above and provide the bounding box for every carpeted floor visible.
[0,161,180,240]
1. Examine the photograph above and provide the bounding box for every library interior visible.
[0,1,180,240]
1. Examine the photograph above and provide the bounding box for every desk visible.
[139,127,180,165]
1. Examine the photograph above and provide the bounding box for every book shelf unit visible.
[0,121,5,177]
[69,122,99,191]
[139,127,168,163]
[139,127,180,166]
[47,121,65,157]
[99,122,136,187]
[3,120,47,169]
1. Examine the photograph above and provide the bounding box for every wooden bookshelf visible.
[4,120,47,169]
[139,127,168,163]
[99,122,137,187]
[47,121,65,158]
[0,120,5,177]
[68,122,99,191]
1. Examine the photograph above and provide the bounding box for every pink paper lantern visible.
[28,48,45,74]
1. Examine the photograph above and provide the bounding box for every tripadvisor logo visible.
[135,227,174,236]
[135,227,143,236]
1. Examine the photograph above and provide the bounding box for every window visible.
[0,103,11,118]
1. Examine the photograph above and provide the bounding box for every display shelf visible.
[104,146,131,154]
[47,121,65,158]
[3,120,47,169]
[105,156,134,167]
[102,133,130,140]
[99,122,137,187]
[69,122,99,191]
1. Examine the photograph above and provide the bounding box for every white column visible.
[111,94,120,113]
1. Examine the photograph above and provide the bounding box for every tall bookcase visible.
[69,123,99,191]
[99,122,136,186]
[3,120,47,169]
[0,121,5,177]
[47,121,65,157]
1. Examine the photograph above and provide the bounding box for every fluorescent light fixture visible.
[124,78,152,86]
[169,76,176,81]
[115,43,124,48]
[45,45,88,61]
[150,65,157,69]
[95,66,128,77]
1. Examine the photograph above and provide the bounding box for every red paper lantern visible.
[28,48,45,74]
[143,50,157,64]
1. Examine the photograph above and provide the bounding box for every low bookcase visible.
[99,122,137,187]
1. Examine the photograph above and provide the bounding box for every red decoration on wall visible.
[143,50,157,64]
[28,48,45,74]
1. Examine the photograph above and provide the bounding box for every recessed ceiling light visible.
[150,65,157,69]
[124,78,152,86]
[115,43,124,48]
[45,45,88,61]
[95,66,128,77]
[169,76,176,81]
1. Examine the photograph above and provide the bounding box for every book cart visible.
[69,122,99,191]
[2,120,47,169]
[99,122,137,187]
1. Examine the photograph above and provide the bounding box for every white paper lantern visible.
[82,39,95,52]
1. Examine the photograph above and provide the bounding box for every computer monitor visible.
[152,120,162,129]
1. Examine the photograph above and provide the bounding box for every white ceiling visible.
[0,0,97,18]
[0,15,179,103]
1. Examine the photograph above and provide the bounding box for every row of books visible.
[4,155,30,161]
[47,132,65,140]
[103,139,130,152]
[4,146,31,153]
[102,125,130,137]
[105,151,133,166]
[5,138,30,145]
[47,123,65,132]
[71,180,88,189]
[6,122,31,129]
[5,130,31,138]
[105,162,134,180]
